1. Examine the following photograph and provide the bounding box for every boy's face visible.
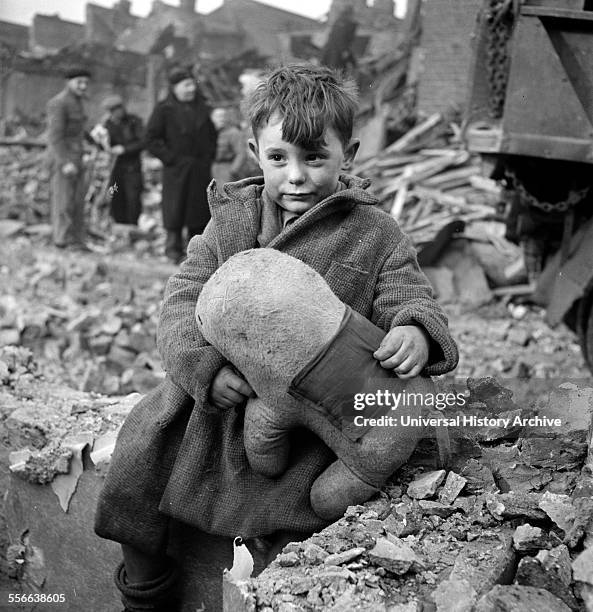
[249,115,359,213]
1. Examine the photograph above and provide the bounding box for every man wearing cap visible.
[46,67,93,250]
[102,95,145,226]
[145,66,217,264]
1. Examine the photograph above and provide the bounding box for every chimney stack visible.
[179,0,196,13]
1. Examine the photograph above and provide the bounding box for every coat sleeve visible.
[145,104,177,166]
[46,97,70,167]
[157,222,227,400]
[371,232,459,376]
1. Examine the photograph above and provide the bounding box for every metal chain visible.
[506,169,590,213]
[485,0,516,118]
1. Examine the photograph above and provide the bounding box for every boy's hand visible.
[209,365,255,409]
[373,325,430,379]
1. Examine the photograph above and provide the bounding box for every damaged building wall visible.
[30,14,84,54]
[2,47,150,126]
[416,0,483,115]
[2,70,150,127]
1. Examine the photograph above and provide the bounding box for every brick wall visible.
[31,15,84,53]
[417,0,483,116]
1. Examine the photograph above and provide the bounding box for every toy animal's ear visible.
[342,138,360,170]
[248,138,261,169]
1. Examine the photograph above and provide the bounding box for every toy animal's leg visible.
[310,460,380,521]
[244,397,292,478]
[310,398,425,521]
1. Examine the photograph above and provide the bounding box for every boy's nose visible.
[286,161,306,184]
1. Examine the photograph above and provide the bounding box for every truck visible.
[463,0,593,372]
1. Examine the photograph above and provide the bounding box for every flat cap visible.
[168,66,194,85]
[64,66,92,80]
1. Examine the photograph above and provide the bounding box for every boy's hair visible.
[244,64,359,149]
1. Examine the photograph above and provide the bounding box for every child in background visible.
[211,106,253,185]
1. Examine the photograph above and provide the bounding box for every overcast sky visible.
[1,0,407,25]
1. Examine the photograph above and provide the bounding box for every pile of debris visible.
[226,377,593,612]
[0,144,50,224]
[0,239,171,396]
[354,113,501,246]
[1,344,592,611]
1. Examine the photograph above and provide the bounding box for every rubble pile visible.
[0,145,50,224]
[354,114,501,246]
[226,378,593,612]
[1,350,591,611]
[447,301,589,381]
[0,347,138,487]
[0,237,171,396]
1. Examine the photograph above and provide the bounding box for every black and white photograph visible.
[0,0,592,610]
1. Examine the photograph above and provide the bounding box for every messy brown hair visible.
[245,64,359,149]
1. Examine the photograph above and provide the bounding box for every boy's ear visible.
[341,138,360,171]
[248,138,262,169]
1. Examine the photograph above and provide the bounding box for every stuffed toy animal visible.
[196,249,434,520]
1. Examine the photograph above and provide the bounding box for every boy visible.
[95,64,458,611]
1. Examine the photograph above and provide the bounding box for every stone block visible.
[407,470,446,499]
[485,491,548,522]
[367,537,423,575]
[458,459,497,495]
[475,585,571,612]
[466,377,517,414]
[438,471,467,505]
[515,553,580,611]
[512,524,550,553]
[448,531,516,598]
[538,491,576,533]
[573,547,593,587]
[432,577,477,612]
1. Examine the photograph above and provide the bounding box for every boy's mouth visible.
[284,193,313,199]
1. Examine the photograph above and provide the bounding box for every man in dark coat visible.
[145,66,217,263]
[46,66,92,250]
[102,95,145,225]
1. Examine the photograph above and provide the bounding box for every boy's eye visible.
[268,154,284,162]
[305,153,325,162]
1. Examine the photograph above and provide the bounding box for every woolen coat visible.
[104,113,144,224]
[145,91,217,232]
[95,175,459,556]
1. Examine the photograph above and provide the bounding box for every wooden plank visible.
[0,138,46,148]
[383,113,442,155]
[522,6,593,22]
